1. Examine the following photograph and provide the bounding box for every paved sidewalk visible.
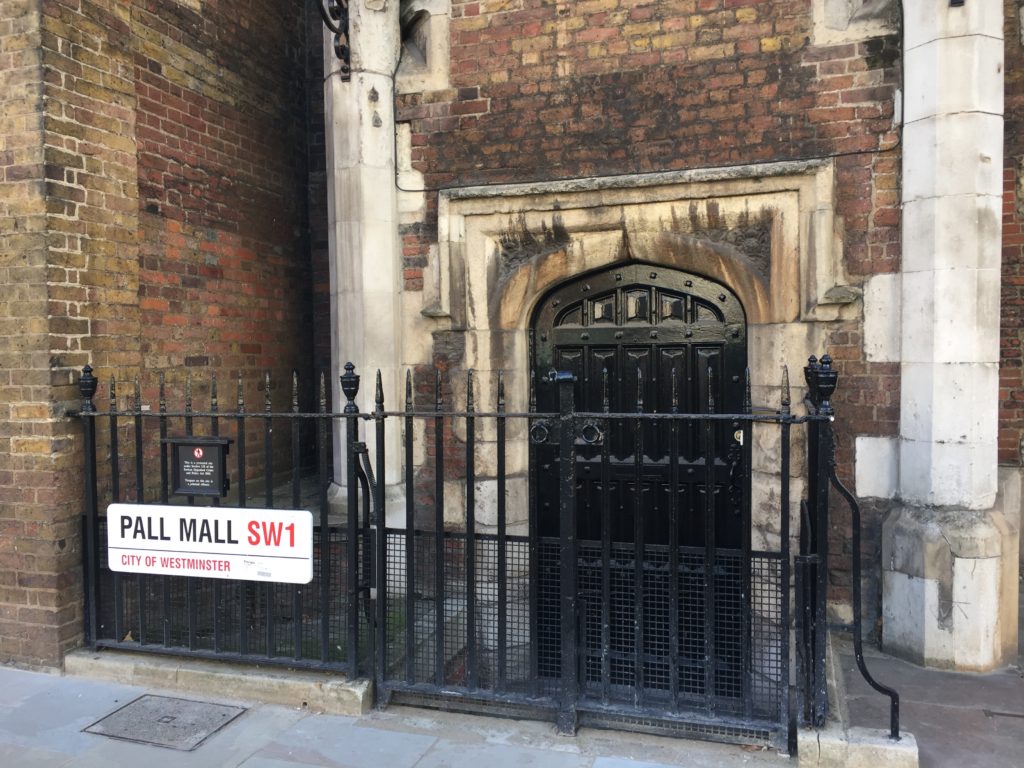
[0,665,785,768]
[839,640,1024,768]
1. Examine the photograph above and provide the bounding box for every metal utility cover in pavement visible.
[84,694,246,751]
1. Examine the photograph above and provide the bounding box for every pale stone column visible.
[324,2,404,497]
[882,2,1018,670]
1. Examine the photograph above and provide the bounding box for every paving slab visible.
[260,717,438,768]
[838,639,1024,768]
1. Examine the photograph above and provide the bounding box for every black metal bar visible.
[264,372,274,508]
[405,370,415,684]
[703,366,717,714]
[263,372,274,658]
[291,371,302,660]
[554,370,578,734]
[434,370,445,687]
[600,368,612,705]
[236,374,249,656]
[632,367,645,708]
[211,375,222,654]
[79,366,100,647]
[496,371,508,692]
[341,362,361,676]
[374,371,387,702]
[527,365,540,695]
[237,374,247,509]
[159,373,170,647]
[465,370,477,690]
[133,377,146,645]
[133,377,145,503]
[739,370,752,719]
[668,367,680,710]
[109,376,124,645]
[779,367,794,748]
[831,464,901,739]
[185,374,197,652]
[318,373,331,665]
[109,376,120,503]
[804,356,832,727]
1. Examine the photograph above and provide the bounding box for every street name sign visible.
[107,503,313,584]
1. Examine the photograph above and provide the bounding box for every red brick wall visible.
[133,1,313,395]
[1002,0,1024,467]
[0,0,322,667]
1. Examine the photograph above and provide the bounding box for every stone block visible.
[899,363,997,444]
[898,437,997,509]
[855,436,897,499]
[903,35,1003,124]
[902,113,1003,203]
[903,0,1003,52]
[863,274,900,363]
[882,505,1015,670]
[902,194,1001,274]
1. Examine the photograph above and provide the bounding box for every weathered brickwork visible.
[390,1,902,617]
[0,0,320,667]
[1001,0,1024,466]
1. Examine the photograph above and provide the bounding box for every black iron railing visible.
[73,353,900,750]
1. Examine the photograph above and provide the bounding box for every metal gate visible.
[356,353,833,749]
[529,264,754,731]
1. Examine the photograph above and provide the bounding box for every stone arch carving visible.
[493,228,771,333]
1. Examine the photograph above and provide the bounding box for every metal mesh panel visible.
[94,518,359,672]
[384,531,538,694]
[713,552,745,708]
[751,553,783,720]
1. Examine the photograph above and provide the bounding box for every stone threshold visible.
[797,633,919,768]
[63,648,371,716]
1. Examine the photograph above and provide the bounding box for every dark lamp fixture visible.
[316,0,351,76]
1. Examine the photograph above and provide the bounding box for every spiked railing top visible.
[781,365,792,415]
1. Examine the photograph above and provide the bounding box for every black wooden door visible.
[531,262,750,706]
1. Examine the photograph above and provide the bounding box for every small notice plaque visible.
[164,437,232,498]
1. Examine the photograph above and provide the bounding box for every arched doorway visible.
[530,262,751,714]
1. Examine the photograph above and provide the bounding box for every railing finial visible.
[341,362,360,414]
[804,354,837,415]
[79,365,97,413]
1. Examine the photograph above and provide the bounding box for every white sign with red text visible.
[107,503,313,584]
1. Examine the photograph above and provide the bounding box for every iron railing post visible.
[79,366,99,647]
[373,371,387,705]
[341,362,362,677]
[804,355,836,727]
[554,370,579,734]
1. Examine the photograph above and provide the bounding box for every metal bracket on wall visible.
[316,0,351,76]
